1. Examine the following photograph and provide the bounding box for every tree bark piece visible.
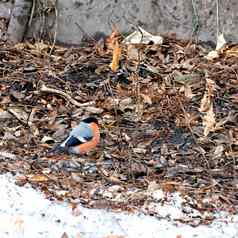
[7,0,32,43]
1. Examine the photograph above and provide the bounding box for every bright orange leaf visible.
[110,40,121,72]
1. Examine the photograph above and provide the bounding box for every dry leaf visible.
[15,175,27,186]
[126,44,140,61]
[34,41,49,52]
[205,33,226,60]
[32,126,40,136]
[225,45,238,57]
[110,40,121,72]
[187,113,199,125]
[122,132,131,142]
[161,181,178,193]
[200,78,216,136]
[105,26,121,50]
[0,96,11,104]
[27,174,49,182]
[216,33,227,50]
[199,92,210,112]
[205,50,219,60]
[200,78,215,112]
[107,175,122,184]
[123,26,163,45]
[184,85,195,99]
[203,103,216,136]
[133,147,147,154]
[206,78,215,97]
[141,93,152,105]
[95,38,106,56]
[213,145,224,158]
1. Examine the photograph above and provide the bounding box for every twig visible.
[28,0,36,27]
[216,0,220,38]
[49,0,58,55]
[40,84,94,107]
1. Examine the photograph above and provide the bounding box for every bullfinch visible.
[55,117,100,154]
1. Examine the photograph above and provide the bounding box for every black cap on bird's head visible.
[82,117,99,125]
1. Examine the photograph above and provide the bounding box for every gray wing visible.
[60,122,93,148]
[70,122,93,142]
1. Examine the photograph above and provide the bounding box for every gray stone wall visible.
[1,0,238,44]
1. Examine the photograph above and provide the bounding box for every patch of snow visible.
[0,173,237,238]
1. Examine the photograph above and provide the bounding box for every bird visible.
[54,117,100,155]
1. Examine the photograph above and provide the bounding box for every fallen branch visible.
[40,84,94,107]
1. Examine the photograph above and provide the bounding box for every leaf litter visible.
[0,29,238,227]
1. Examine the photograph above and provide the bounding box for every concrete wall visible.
[1,0,238,44]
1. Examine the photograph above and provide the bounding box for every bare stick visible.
[28,0,36,27]
[216,0,220,38]
[40,84,94,107]
[49,1,58,56]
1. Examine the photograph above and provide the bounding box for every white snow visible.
[0,173,238,238]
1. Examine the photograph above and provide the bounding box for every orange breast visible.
[78,122,100,153]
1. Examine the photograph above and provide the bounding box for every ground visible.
[0,32,238,228]
[1,173,238,237]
